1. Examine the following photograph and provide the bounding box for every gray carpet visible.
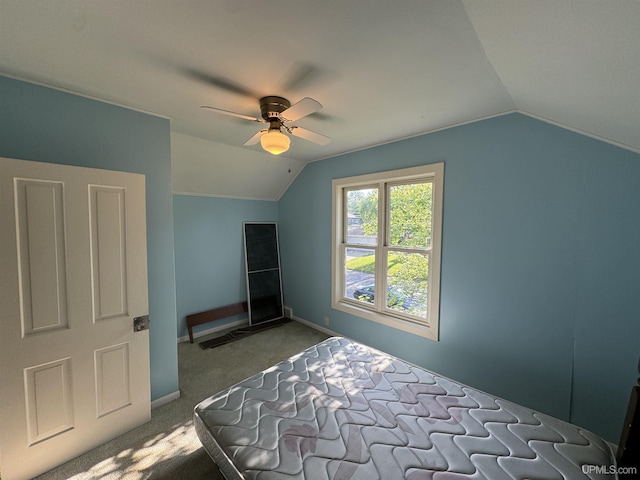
[34,320,329,480]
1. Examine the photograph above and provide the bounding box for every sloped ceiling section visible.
[0,1,638,200]
[171,132,305,201]
[464,0,640,151]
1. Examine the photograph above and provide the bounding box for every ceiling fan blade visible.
[289,126,331,145]
[281,97,322,122]
[185,68,258,98]
[244,129,268,146]
[281,62,323,91]
[201,105,264,123]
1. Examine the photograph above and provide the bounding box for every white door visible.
[0,157,151,480]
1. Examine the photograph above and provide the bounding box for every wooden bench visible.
[186,301,248,344]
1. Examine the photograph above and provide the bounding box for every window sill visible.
[332,300,439,341]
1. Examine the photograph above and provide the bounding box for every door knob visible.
[133,315,149,332]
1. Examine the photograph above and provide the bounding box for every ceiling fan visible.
[201,95,331,155]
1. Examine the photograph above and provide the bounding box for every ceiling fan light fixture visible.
[260,129,290,155]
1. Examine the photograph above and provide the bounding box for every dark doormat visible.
[199,317,291,349]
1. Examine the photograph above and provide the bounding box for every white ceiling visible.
[1,1,638,200]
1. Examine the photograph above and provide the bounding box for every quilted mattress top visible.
[194,337,616,479]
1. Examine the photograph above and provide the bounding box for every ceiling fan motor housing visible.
[202,94,329,148]
[260,96,290,122]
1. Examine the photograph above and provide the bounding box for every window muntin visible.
[332,163,443,340]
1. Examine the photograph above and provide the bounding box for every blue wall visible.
[173,194,278,339]
[278,113,640,443]
[8,68,634,444]
[0,75,179,401]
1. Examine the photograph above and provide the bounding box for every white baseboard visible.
[177,317,249,344]
[291,314,339,337]
[151,390,180,409]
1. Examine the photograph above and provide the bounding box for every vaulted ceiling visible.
[1,1,638,200]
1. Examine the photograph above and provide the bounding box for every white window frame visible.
[331,163,444,340]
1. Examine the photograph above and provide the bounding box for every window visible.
[332,163,444,340]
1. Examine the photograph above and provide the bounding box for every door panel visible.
[95,342,131,417]
[90,185,128,321]
[0,157,150,480]
[15,179,69,335]
[24,358,74,446]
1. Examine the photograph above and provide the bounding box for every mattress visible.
[194,337,616,479]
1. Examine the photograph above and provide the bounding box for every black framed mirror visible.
[243,222,284,326]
